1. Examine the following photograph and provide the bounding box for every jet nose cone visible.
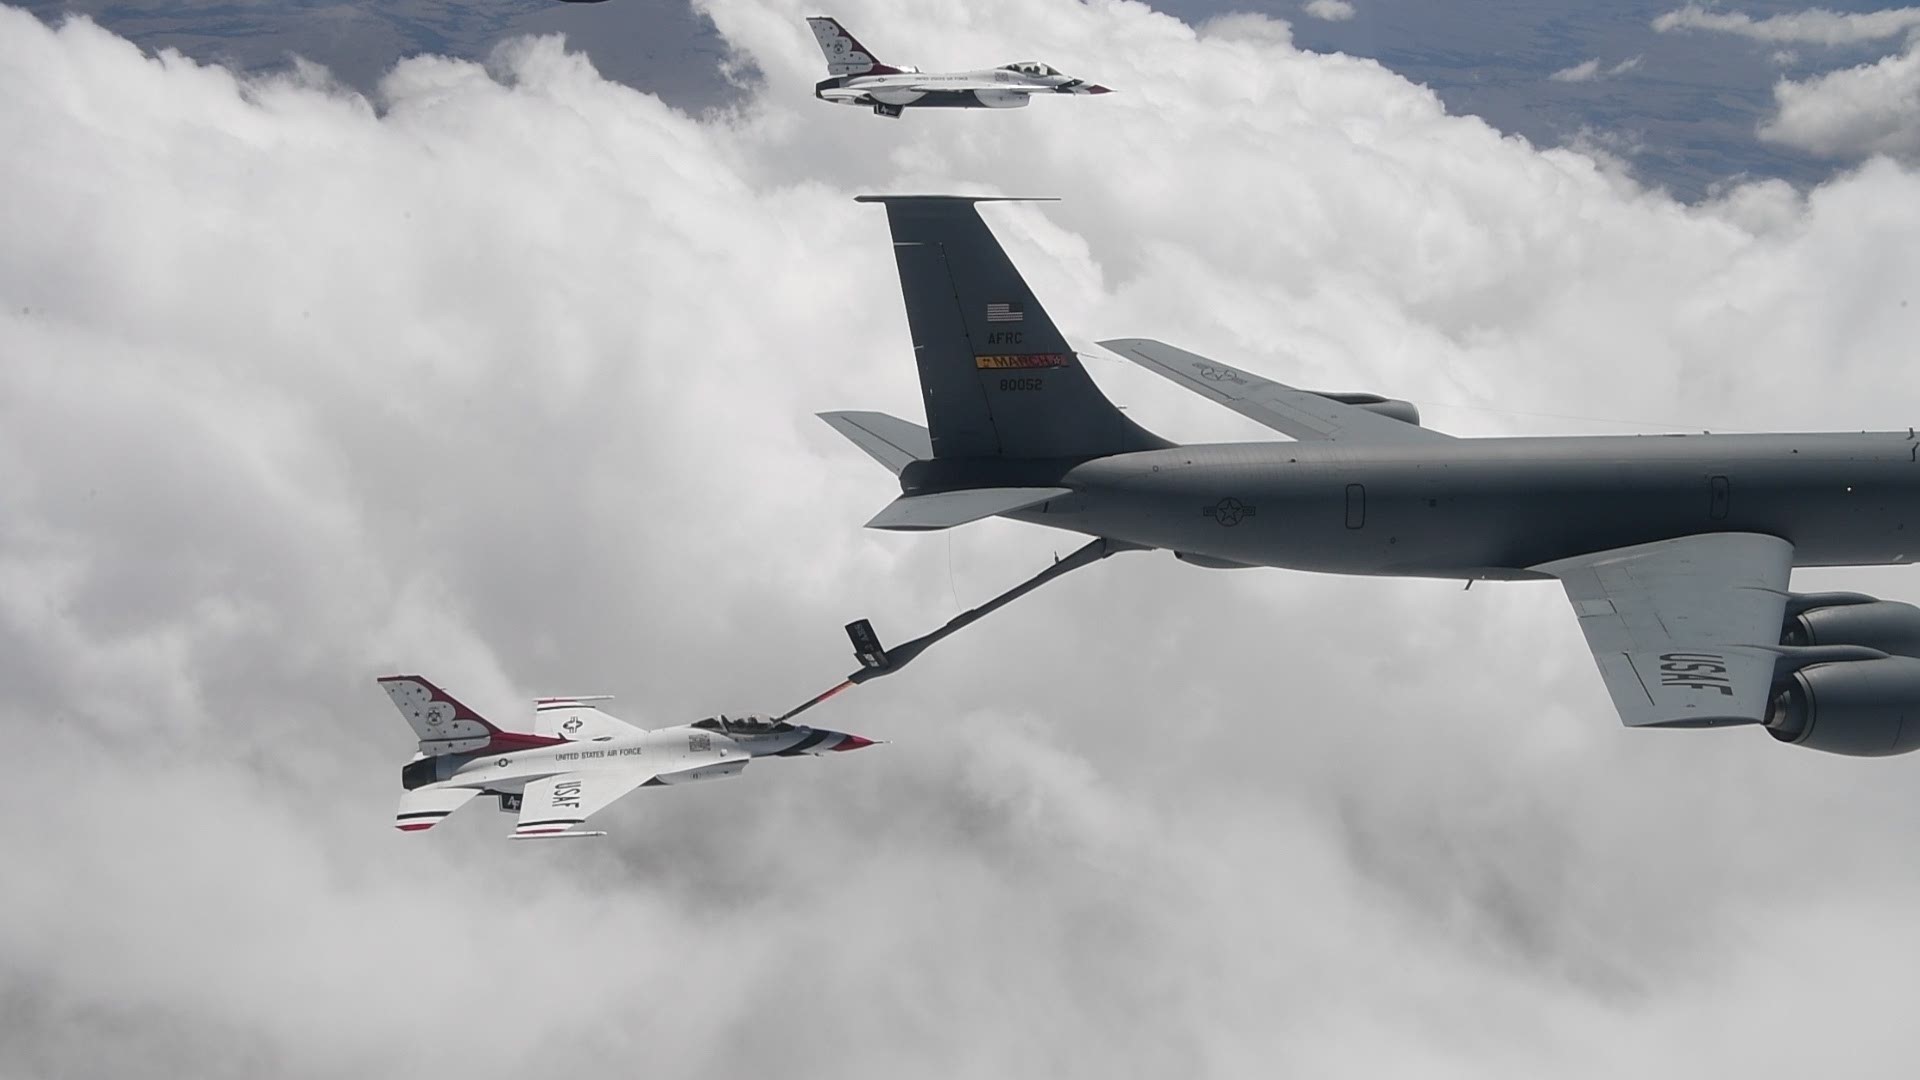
[833,734,876,752]
[1085,84,1113,94]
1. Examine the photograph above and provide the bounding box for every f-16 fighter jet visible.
[820,195,1920,757]
[807,16,1111,117]
[382,675,874,838]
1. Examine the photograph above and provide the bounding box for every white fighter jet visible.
[807,16,1112,117]
[382,675,875,839]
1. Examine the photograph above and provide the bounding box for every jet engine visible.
[973,89,1032,108]
[1764,656,1920,756]
[1306,391,1421,427]
[1782,599,1920,658]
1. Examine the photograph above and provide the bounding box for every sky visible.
[4,0,1920,1076]
[23,0,1920,197]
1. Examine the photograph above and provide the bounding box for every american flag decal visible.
[985,301,1025,323]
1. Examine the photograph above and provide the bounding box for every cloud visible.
[1652,3,1920,46]
[5,0,1920,1076]
[1552,58,1603,83]
[1302,0,1356,22]
[1760,35,1920,159]
[1549,55,1642,82]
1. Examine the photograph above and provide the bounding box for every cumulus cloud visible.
[1652,3,1920,46]
[1549,55,1643,82]
[1761,35,1920,158]
[1302,0,1356,22]
[6,1,1920,1077]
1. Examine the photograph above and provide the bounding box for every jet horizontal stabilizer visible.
[508,831,608,840]
[864,487,1070,531]
[818,411,930,476]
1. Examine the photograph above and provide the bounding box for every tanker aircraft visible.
[807,17,1111,117]
[820,196,1920,757]
[382,675,874,838]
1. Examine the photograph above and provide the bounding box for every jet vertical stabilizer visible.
[378,675,564,757]
[854,196,1169,460]
[807,16,900,76]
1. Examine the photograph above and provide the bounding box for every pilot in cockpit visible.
[692,714,796,735]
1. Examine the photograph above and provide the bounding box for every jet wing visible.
[1532,533,1793,728]
[513,768,657,838]
[1098,338,1451,444]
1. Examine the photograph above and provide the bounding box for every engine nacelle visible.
[973,89,1031,108]
[1305,391,1421,427]
[1764,656,1920,756]
[1783,600,1920,658]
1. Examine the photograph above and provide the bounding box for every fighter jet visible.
[382,675,874,838]
[820,196,1920,757]
[807,17,1111,118]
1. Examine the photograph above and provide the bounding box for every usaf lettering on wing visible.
[1657,652,1734,696]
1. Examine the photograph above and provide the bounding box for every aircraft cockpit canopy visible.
[1000,61,1061,77]
[692,714,797,735]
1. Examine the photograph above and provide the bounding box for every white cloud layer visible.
[1653,3,1920,46]
[1302,0,1357,22]
[6,1,1920,1076]
[1762,35,1920,159]
[1549,55,1643,82]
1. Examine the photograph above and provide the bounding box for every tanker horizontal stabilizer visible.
[818,411,931,475]
[865,487,1071,531]
[1098,338,1450,443]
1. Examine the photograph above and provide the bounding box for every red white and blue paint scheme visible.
[382,675,875,839]
[808,16,1111,118]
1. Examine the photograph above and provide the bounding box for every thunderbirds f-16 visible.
[819,195,1920,756]
[807,16,1111,117]
[382,676,874,838]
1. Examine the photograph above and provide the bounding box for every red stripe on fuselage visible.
[486,731,570,752]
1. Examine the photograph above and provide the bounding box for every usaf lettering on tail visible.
[819,195,1920,758]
